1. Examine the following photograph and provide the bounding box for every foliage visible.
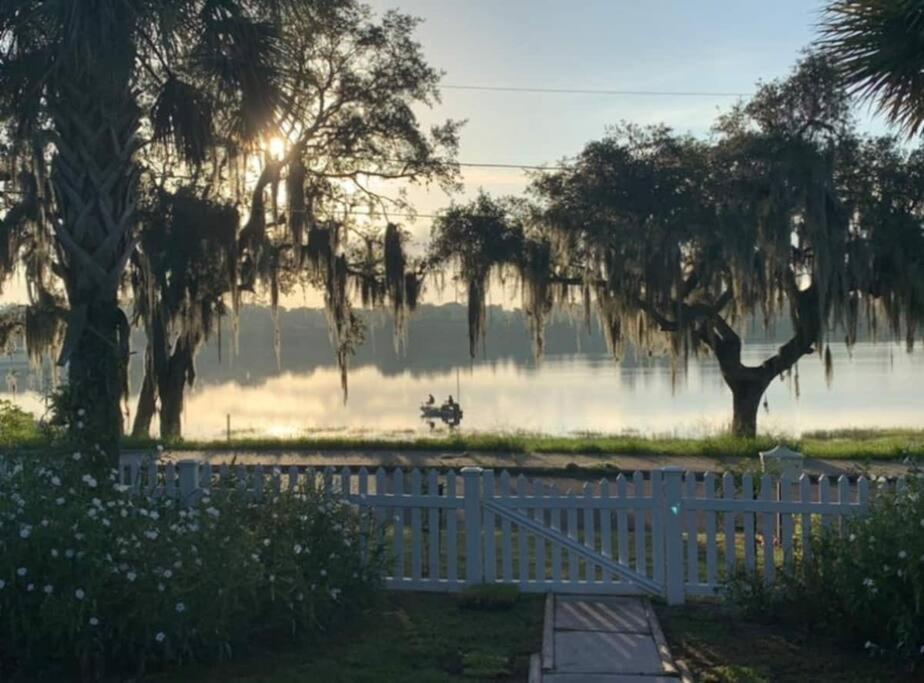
[657,601,918,682]
[0,400,42,449]
[0,453,381,680]
[820,0,924,137]
[723,473,924,663]
[456,583,521,610]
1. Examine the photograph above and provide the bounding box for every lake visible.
[1,306,920,440]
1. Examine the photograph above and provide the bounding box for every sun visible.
[267,136,286,160]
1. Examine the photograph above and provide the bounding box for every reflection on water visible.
[1,342,921,439]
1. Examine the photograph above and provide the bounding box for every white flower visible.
[175,602,186,613]
[89,617,99,626]
[19,526,31,539]
[330,588,341,600]
[77,408,85,417]
[865,641,874,649]
[158,583,165,592]
[155,632,166,642]
[43,585,53,595]
[294,544,303,555]
[81,474,97,489]
[848,533,856,542]
[65,549,74,558]
[269,574,275,583]
[26,584,33,592]
[75,588,85,600]
[206,507,219,518]
[126,572,137,582]
[163,570,173,579]
[320,569,327,577]
[156,444,164,452]
[899,550,908,559]
[72,452,81,461]
[144,531,159,541]
[76,421,84,429]
[16,567,26,577]
[51,476,61,486]
[263,538,270,547]
[56,497,65,506]
[51,549,58,558]
[0,580,5,589]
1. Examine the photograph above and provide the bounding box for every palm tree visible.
[0,1,285,463]
[820,0,924,136]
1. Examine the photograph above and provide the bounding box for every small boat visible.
[420,402,463,421]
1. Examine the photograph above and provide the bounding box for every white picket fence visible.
[120,458,899,604]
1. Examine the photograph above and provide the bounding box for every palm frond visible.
[820,0,924,136]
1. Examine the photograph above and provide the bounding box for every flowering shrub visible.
[0,453,381,679]
[724,473,924,662]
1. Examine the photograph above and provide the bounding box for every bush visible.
[723,472,924,662]
[0,453,381,680]
[0,400,43,449]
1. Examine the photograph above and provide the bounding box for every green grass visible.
[655,601,920,682]
[149,592,543,683]
[121,428,924,461]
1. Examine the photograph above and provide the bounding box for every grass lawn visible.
[152,591,544,683]
[121,427,924,461]
[655,601,920,683]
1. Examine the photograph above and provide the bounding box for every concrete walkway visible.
[530,595,691,683]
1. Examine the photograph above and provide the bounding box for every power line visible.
[441,83,753,98]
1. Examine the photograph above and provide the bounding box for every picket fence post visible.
[178,460,200,505]
[661,467,685,605]
[462,467,484,586]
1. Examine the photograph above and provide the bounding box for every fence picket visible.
[534,482,547,584]
[358,467,369,563]
[651,470,664,587]
[254,465,265,501]
[483,470,496,583]
[340,467,351,499]
[632,472,646,577]
[551,484,563,586]
[165,462,176,499]
[800,474,813,565]
[580,483,594,582]
[616,475,629,567]
[704,472,717,585]
[760,474,774,584]
[567,491,579,581]
[685,471,698,585]
[410,469,422,581]
[600,479,612,583]
[819,476,832,531]
[722,472,735,577]
[837,475,850,537]
[288,465,299,491]
[394,469,405,580]
[374,468,387,554]
[428,470,439,580]
[780,473,794,569]
[742,473,755,572]
[447,470,458,583]
[500,471,513,582]
[518,475,529,587]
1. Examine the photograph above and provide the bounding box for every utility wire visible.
[441,84,752,98]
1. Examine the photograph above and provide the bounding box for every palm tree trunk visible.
[50,76,140,465]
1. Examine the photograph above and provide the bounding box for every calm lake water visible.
[1,336,920,440]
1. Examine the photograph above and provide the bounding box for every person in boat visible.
[426,394,435,405]
[446,395,455,407]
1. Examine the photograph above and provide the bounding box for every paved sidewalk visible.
[531,595,690,683]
